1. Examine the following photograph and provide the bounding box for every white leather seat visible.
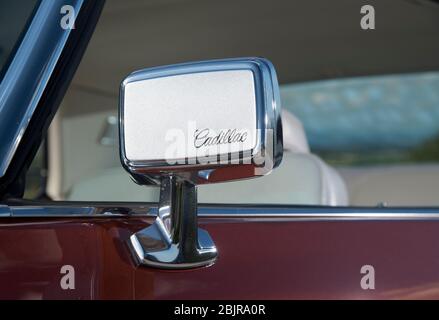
[197,110,349,205]
[67,110,349,205]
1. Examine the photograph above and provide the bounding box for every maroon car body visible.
[1,203,439,299]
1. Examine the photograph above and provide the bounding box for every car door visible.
[3,203,439,299]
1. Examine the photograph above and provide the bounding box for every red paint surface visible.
[1,216,439,299]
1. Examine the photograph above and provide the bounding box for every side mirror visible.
[120,58,283,269]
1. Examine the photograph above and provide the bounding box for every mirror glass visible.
[119,58,283,184]
[122,69,257,162]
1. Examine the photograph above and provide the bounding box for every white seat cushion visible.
[67,151,348,206]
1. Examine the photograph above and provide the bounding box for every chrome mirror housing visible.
[119,58,283,269]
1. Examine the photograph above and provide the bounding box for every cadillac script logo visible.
[194,128,248,148]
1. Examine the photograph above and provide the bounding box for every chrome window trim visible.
[0,0,84,178]
[2,204,439,221]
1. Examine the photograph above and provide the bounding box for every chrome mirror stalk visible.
[130,175,217,269]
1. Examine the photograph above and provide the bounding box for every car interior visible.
[23,0,439,207]
[59,109,349,205]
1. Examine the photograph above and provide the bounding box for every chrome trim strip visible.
[1,205,152,217]
[196,207,439,221]
[0,205,11,217]
[199,213,439,221]
[0,0,84,177]
[1,204,439,220]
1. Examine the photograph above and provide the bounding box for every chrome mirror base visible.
[129,175,218,269]
[130,222,217,269]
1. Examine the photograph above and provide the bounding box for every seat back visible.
[67,110,349,205]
